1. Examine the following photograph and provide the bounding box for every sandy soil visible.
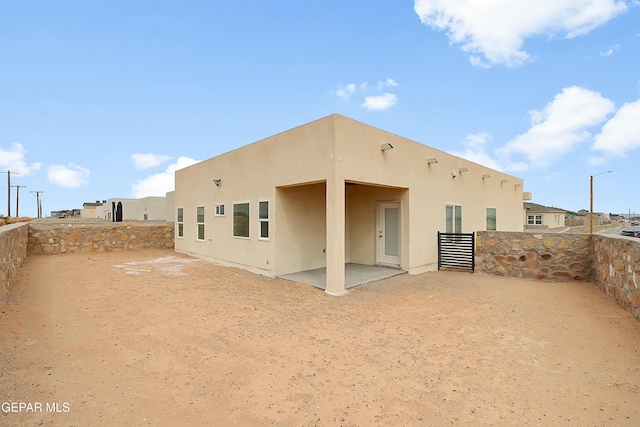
[1,249,639,426]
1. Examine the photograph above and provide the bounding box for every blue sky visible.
[1,0,639,218]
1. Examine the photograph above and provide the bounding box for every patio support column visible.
[325,175,346,295]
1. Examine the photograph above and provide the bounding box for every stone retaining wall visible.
[0,222,29,301]
[476,231,593,281]
[592,235,640,321]
[27,219,174,254]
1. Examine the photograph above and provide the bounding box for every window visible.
[197,206,205,240]
[177,208,184,238]
[527,215,542,225]
[486,208,497,231]
[445,204,462,233]
[143,213,148,221]
[233,202,250,238]
[259,201,269,240]
[215,204,225,216]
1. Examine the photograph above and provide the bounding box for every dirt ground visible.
[1,249,639,427]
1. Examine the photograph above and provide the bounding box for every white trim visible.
[486,206,497,231]
[445,203,463,233]
[215,203,225,217]
[258,199,270,241]
[176,207,184,239]
[196,206,205,241]
[376,200,402,267]
[232,201,251,239]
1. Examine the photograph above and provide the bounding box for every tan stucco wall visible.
[274,183,326,276]
[345,185,409,268]
[174,114,526,285]
[165,191,175,222]
[274,118,334,187]
[175,138,276,275]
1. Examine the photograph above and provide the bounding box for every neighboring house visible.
[80,201,106,218]
[524,202,566,229]
[96,196,169,221]
[174,114,527,295]
[577,209,608,228]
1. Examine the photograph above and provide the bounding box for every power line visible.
[0,170,20,217]
[10,185,27,217]
[31,191,44,218]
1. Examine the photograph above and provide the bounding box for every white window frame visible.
[196,206,205,241]
[215,204,225,216]
[486,207,497,231]
[445,204,462,233]
[233,201,250,239]
[527,215,542,225]
[177,207,184,238]
[258,200,269,241]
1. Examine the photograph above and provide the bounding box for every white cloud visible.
[593,99,640,156]
[414,0,628,67]
[377,78,398,90]
[449,132,504,170]
[131,156,199,198]
[335,78,398,110]
[47,163,90,188]
[0,143,42,175]
[362,93,398,111]
[335,84,356,99]
[587,156,607,166]
[600,44,620,57]
[497,86,615,168]
[131,153,172,170]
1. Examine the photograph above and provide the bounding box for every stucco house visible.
[174,114,527,295]
[95,196,169,221]
[524,202,566,229]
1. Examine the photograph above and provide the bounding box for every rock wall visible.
[476,232,593,281]
[27,219,174,254]
[592,235,640,321]
[0,222,29,301]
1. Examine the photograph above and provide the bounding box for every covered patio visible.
[278,263,407,290]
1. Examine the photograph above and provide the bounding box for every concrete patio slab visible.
[278,263,406,290]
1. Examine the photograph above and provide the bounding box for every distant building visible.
[96,196,169,221]
[81,201,106,218]
[524,202,566,229]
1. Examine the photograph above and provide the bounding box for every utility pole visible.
[1,170,19,217]
[31,191,44,218]
[11,185,27,217]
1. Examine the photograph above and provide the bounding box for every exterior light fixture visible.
[427,157,439,164]
[451,171,457,179]
[482,174,491,179]
[213,179,222,187]
[458,167,469,173]
[514,183,522,188]
[500,179,508,184]
[380,143,394,151]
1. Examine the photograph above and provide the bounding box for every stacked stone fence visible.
[592,235,640,321]
[476,231,640,321]
[0,222,29,301]
[27,219,174,254]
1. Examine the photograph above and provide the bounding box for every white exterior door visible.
[377,202,401,266]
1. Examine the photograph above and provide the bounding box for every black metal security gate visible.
[438,232,475,272]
